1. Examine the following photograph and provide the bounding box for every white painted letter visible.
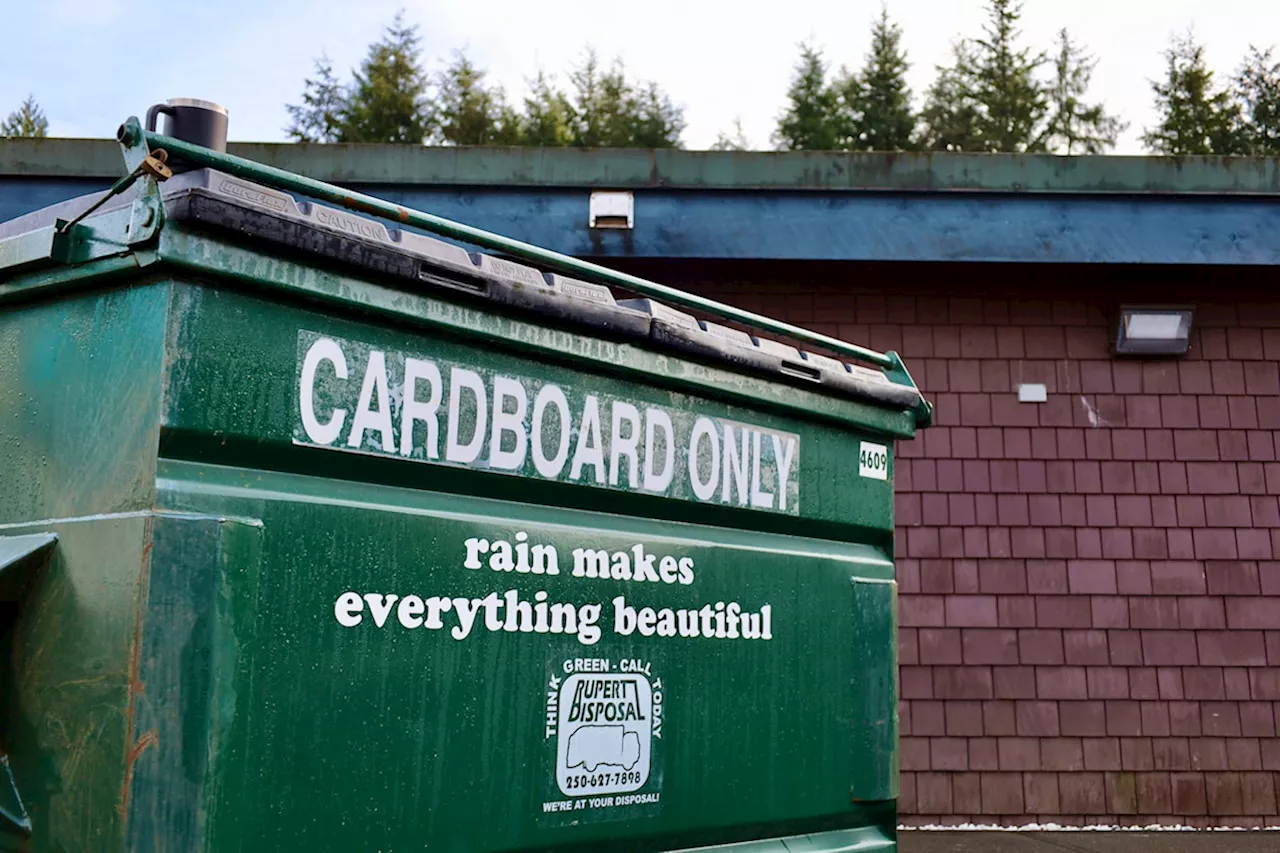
[489,376,529,470]
[721,425,749,506]
[463,537,490,569]
[609,401,641,487]
[750,429,774,509]
[397,595,425,629]
[347,351,395,453]
[363,593,399,628]
[301,337,348,445]
[451,597,482,640]
[772,434,797,511]
[531,384,571,478]
[570,395,605,484]
[688,417,720,501]
[400,357,442,458]
[334,591,363,627]
[446,367,488,463]
[642,408,675,493]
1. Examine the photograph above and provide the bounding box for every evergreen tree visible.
[773,43,844,150]
[564,50,616,147]
[1235,45,1280,155]
[2,95,49,138]
[846,8,916,151]
[285,55,346,143]
[1038,28,1125,154]
[711,117,750,150]
[435,52,522,145]
[565,50,684,148]
[338,11,434,143]
[286,12,433,144]
[921,0,1048,152]
[970,0,1048,152]
[1142,31,1245,154]
[284,21,681,148]
[519,72,575,146]
[628,80,686,148]
[919,40,984,151]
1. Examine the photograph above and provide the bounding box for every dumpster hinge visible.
[53,127,172,250]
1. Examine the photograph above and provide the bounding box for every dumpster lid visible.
[0,115,932,426]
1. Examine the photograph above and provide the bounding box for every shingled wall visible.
[662,261,1280,828]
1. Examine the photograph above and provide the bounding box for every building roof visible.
[3,138,1279,265]
[5,138,1280,194]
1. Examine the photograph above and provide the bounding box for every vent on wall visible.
[589,191,634,230]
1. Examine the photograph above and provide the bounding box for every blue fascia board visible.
[3,177,1278,266]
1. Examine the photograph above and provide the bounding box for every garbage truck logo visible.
[556,674,652,796]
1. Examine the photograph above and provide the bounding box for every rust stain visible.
[118,521,154,822]
[118,730,158,820]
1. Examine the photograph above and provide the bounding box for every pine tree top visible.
[2,95,49,139]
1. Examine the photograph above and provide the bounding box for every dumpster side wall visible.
[649,260,1280,830]
[138,271,908,853]
[0,282,169,523]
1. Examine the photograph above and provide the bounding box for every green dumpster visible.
[0,102,930,853]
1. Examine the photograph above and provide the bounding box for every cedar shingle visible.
[962,629,1020,666]
[1212,361,1247,394]
[1083,737,1122,770]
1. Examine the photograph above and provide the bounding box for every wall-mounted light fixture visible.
[1113,305,1195,356]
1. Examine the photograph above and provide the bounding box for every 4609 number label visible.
[859,441,889,481]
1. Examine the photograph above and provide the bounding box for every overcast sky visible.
[3,0,1276,153]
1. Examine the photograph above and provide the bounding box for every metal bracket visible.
[52,118,171,248]
[123,178,166,246]
[119,118,172,246]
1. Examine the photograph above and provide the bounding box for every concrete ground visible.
[900,831,1280,852]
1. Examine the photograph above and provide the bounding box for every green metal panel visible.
[159,280,900,539]
[0,133,926,852]
[124,513,262,853]
[0,282,168,524]
[152,459,896,853]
